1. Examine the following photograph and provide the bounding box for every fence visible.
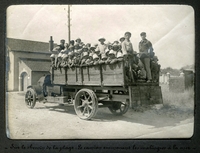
[160,70,194,92]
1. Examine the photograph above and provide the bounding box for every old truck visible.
[25,60,163,120]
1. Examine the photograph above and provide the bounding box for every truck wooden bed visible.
[25,61,163,120]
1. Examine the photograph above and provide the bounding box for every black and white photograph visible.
[6,5,194,139]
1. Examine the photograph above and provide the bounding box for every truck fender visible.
[27,85,44,102]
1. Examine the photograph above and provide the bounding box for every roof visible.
[21,59,51,71]
[6,38,57,53]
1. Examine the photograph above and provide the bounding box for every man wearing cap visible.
[75,38,84,48]
[139,32,153,82]
[70,40,75,46]
[97,37,107,58]
[75,38,81,44]
[53,39,66,69]
[59,39,65,49]
[52,39,65,53]
[121,32,134,56]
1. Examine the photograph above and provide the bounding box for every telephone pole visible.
[68,5,71,44]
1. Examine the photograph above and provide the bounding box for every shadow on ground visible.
[33,102,193,128]
[11,91,193,129]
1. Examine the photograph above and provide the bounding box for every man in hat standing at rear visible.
[97,37,107,59]
[139,32,153,82]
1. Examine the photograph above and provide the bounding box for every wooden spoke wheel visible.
[108,100,130,115]
[25,88,36,109]
[74,89,98,120]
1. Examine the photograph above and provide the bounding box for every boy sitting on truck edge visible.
[99,53,107,64]
[89,44,96,55]
[56,53,63,72]
[60,54,69,68]
[74,42,81,53]
[93,53,100,65]
[52,39,66,70]
[116,51,124,62]
[67,52,75,68]
[130,51,140,81]
[50,54,56,69]
[68,44,74,53]
[85,53,94,65]
[73,52,81,66]
[105,49,117,64]
[80,46,89,66]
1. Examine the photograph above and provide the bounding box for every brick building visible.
[6,38,55,91]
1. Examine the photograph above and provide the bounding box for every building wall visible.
[18,60,32,91]
[7,51,15,91]
[8,51,51,91]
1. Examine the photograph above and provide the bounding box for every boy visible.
[50,54,56,69]
[68,52,75,68]
[80,47,89,66]
[60,54,68,68]
[105,50,117,64]
[93,53,100,65]
[85,53,94,65]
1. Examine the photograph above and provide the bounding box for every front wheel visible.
[25,88,36,109]
[74,89,98,120]
[108,100,130,115]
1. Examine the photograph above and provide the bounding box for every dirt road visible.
[6,92,193,139]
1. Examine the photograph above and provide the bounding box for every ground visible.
[6,85,194,139]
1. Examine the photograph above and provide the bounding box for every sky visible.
[6,5,194,69]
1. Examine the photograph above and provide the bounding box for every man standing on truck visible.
[121,32,135,82]
[121,32,134,56]
[97,37,107,59]
[139,32,153,83]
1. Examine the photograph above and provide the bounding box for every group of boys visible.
[50,32,160,83]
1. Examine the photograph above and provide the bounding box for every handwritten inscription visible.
[6,143,196,152]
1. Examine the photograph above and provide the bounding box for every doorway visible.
[20,72,28,91]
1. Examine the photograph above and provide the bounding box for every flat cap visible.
[140,32,146,36]
[125,31,131,35]
[75,38,81,42]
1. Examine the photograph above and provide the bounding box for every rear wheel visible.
[25,88,36,109]
[108,100,130,115]
[74,89,98,120]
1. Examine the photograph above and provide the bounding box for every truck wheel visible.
[25,88,36,109]
[74,89,98,120]
[108,100,130,115]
